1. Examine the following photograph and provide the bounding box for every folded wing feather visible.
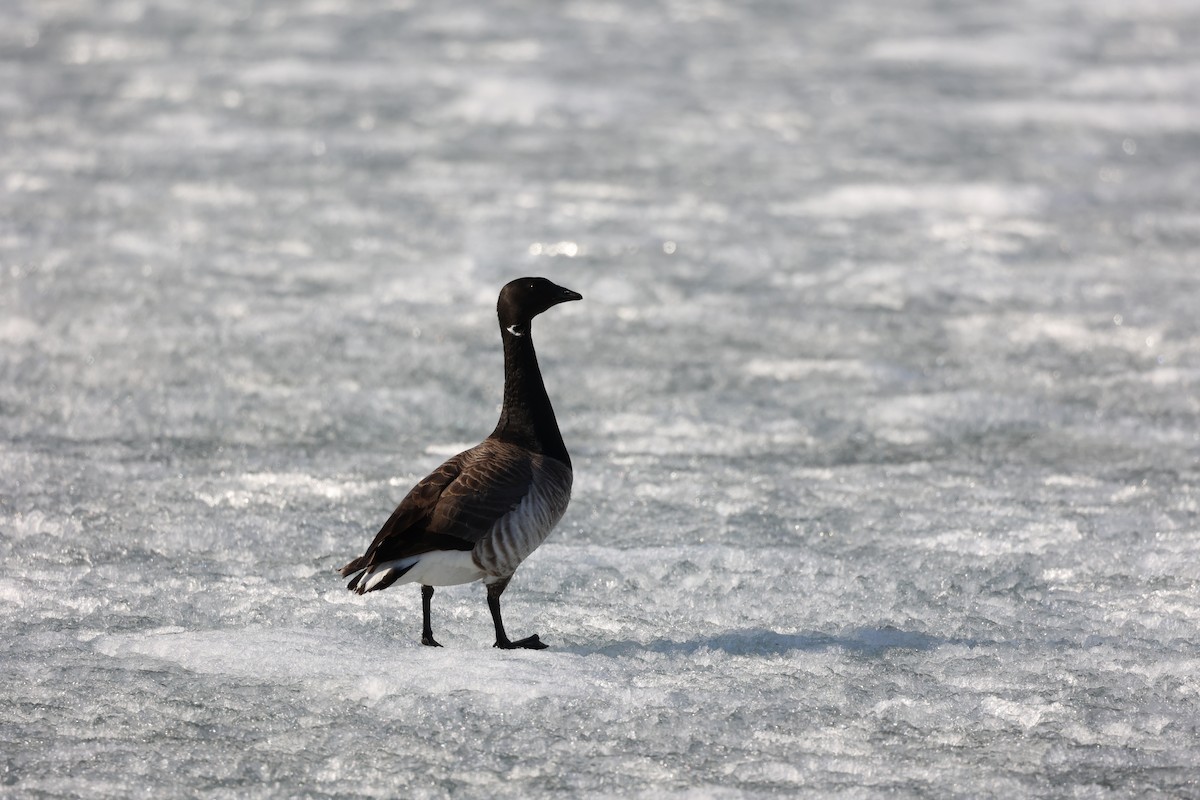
[339,440,537,585]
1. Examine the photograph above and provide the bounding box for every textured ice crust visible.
[4,0,1200,797]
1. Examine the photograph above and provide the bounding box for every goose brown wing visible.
[340,454,470,576]
[427,440,535,542]
[343,440,534,572]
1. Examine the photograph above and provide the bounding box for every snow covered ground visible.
[3,0,1200,796]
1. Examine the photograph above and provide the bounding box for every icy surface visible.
[3,0,1200,797]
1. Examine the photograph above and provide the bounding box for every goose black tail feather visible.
[339,556,368,591]
[345,561,416,595]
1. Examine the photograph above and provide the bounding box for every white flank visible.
[407,550,486,586]
[364,551,484,590]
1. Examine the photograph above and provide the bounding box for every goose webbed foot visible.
[494,633,548,650]
[486,579,547,651]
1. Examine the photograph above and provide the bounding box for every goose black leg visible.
[487,578,547,650]
[421,585,442,647]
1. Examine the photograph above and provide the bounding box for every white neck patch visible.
[506,324,526,337]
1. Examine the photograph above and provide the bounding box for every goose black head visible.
[497,277,582,337]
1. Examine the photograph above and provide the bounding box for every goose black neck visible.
[490,328,571,467]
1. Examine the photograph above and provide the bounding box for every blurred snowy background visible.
[3,0,1200,796]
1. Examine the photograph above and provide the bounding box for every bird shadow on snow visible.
[566,626,986,658]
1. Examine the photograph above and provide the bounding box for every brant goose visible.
[340,277,581,649]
